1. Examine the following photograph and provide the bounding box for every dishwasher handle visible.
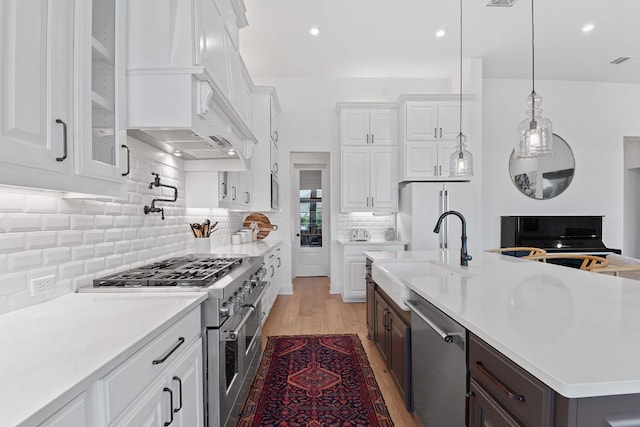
[405,299,454,343]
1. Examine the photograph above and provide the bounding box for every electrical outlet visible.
[30,275,56,296]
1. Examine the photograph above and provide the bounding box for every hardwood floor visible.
[262,276,417,427]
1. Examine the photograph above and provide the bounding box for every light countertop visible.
[338,239,407,246]
[369,250,640,399]
[0,292,207,426]
[197,239,281,257]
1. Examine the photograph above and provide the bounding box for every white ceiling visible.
[239,0,640,84]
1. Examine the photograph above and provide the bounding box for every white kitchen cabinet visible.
[341,243,405,302]
[405,101,463,141]
[342,147,397,212]
[399,98,471,181]
[39,393,87,427]
[262,244,282,323]
[76,0,129,182]
[219,169,252,210]
[250,87,281,211]
[96,307,202,426]
[340,108,396,146]
[0,0,74,175]
[114,339,204,427]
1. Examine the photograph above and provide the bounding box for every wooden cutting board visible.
[243,213,278,240]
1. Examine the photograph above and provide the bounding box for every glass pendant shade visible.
[450,133,474,177]
[516,92,553,158]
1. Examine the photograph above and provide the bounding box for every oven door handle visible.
[220,306,255,341]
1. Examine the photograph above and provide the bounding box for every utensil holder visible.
[194,238,210,253]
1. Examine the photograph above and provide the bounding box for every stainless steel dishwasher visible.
[406,290,467,427]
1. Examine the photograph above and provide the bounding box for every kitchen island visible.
[367,249,640,426]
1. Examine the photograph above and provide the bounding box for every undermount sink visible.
[372,260,469,311]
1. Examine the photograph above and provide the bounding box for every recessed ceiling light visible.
[309,27,320,36]
[173,151,182,157]
[582,23,595,33]
[435,29,446,38]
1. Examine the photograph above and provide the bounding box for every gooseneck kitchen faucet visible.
[433,210,472,266]
[144,173,178,220]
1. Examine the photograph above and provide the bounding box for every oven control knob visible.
[220,302,230,317]
[243,280,252,291]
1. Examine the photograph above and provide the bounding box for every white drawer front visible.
[99,307,201,424]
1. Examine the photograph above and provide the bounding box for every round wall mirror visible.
[509,134,575,200]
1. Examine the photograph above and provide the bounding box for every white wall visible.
[482,79,640,251]
[250,76,455,293]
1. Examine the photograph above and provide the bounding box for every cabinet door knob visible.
[55,119,68,162]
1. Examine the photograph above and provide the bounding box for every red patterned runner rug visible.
[237,334,394,426]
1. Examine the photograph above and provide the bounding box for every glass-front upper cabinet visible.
[76,0,128,181]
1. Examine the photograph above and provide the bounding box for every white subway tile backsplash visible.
[83,230,105,244]
[95,242,115,257]
[0,193,25,213]
[122,228,138,240]
[44,247,72,266]
[43,214,71,230]
[59,261,84,280]
[24,195,58,213]
[94,215,114,229]
[104,202,122,215]
[72,274,95,291]
[85,258,105,274]
[26,232,57,250]
[71,215,94,230]
[105,254,124,269]
[3,214,42,232]
[83,200,105,215]
[0,272,27,296]
[8,250,43,271]
[57,230,83,247]
[0,141,244,313]
[0,233,25,253]
[113,216,130,228]
[104,229,122,242]
[114,241,131,254]
[71,245,95,261]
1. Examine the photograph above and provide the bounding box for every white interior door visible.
[294,168,329,276]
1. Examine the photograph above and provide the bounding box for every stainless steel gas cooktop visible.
[93,255,244,287]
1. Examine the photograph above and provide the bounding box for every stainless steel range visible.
[87,254,267,427]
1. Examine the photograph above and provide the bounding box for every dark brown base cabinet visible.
[468,333,640,427]
[365,261,411,411]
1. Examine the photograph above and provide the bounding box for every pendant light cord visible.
[458,0,463,151]
[531,0,535,94]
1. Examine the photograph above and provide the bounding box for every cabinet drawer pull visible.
[163,387,174,426]
[172,376,183,413]
[121,144,130,176]
[277,257,281,268]
[475,361,525,402]
[152,337,185,365]
[55,119,68,162]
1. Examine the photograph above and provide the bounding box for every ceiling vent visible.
[610,57,631,65]
[486,0,518,7]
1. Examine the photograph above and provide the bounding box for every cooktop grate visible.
[93,255,243,287]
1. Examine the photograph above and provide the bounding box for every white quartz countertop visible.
[0,292,207,426]
[370,250,640,399]
[338,239,407,246]
[202,239,281,257]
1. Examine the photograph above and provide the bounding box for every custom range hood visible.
[127,78,256,168]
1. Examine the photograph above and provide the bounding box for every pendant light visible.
[515,0,553,158]
[449,0,474,177]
